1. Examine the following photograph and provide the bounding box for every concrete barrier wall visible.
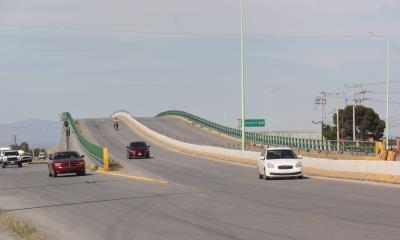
[113,112,259,166]
[302,157,400,175]
[113,112,400,184]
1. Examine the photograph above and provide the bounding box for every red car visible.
[127,141,150,159]
[48,151,86,177]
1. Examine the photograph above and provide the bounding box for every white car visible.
[257,147,303,180]
[38,152,46,160]
[1,150,22,168]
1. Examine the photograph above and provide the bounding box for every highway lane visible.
[77,118,400,240]
[0,163,183,240]
[137,117,239,148]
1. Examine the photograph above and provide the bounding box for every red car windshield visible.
[131,142,147,148]
[53,152,80,160]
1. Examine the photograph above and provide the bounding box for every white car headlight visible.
[296,162,302,168]
[267,162,275,168]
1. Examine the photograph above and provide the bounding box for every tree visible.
[33,148,46,156]
[10,144,19,150]
[323,105,385,141]
[19,142,30,153]
[9,142,35,154]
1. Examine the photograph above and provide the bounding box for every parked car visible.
[21,153,33,163]
[257,147,303,180]
[48,151,85,177]
[126,141,150,159]
[38,152,46,160]
[1,150,22,168]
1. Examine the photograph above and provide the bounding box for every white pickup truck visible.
[0,147,12,163]
[1,150,22,168]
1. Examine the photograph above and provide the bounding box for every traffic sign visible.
[238,119,265,127]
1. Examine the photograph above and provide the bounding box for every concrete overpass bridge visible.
[0,110,399,240]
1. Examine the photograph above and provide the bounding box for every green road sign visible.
[238,119,265,127]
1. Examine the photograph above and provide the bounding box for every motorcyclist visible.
[113,117,119,130]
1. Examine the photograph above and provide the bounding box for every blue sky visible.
[1,0,400,136]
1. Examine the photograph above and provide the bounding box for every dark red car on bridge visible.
[48,151,86,177]
[127,141,150,159]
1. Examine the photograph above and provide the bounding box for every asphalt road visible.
[1,118,400,240]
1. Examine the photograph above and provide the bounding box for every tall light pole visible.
[367,32,390,149]
[240,0,246,151]
[385,40,390,149]
[352,81,356,142]
[267,89,279,135]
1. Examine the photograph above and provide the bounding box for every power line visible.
[3,23,400,39]
[370,91,400,94]
[368,99,400,105]
[350,80,400,86]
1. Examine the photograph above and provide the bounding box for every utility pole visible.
[64,121,70,151]
[321,91,345,150]
[345,83,367,142]
[13,134,17,146]
[336,105,340,150]
[313,96,327,140]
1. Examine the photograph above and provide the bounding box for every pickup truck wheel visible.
[48,171,52,177]
[52,171,57,178]
[1,164,5,169]
[18,163,22,168]
[258,173,263,179]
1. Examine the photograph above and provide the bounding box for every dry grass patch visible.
[0,212,44,240]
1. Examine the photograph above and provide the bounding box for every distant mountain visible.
[0,119,62,149]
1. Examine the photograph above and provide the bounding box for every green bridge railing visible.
[156,110,376,156]
[63,112,106,168]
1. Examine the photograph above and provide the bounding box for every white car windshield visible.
[267,150,297,160]
[4,151,19,156]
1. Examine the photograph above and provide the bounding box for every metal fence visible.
[64,112,105,167]
[156,110,376,156]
